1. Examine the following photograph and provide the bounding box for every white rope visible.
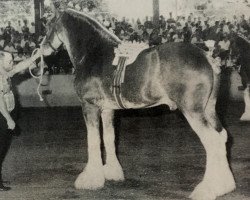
[29,36,47,102]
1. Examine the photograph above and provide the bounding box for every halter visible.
[47,30,63,52]
[45,12,64,52]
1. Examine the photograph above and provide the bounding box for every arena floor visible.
[1,102,250,200]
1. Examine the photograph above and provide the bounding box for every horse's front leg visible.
[75,104,105,190]
[101,109,124,181]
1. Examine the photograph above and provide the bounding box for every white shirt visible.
[0,40,4,48]
[30,25,35,34]
[4,45,16,53]
[21,39,28,48]
[16,24,22,33]
[218,40,230,51]
[191,37,204,44]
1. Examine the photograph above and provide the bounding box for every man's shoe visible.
[0,184,11,191]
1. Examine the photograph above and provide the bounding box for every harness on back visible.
[112,42,149,109]
[112,56,128,109]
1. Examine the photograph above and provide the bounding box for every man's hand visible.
[7,118,15,130]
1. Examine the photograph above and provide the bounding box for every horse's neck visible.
[61,16,115,79]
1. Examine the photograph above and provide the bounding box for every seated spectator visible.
[22,20,30,37]
[218,34,231,66]
[142,31,150,43]
[129,31,140,42]
[0,28,4,37]
[4,42,16,54]
[14,49,26,64]
[167,12,175,24]
[0,36,4,50]
[159,15,166,29]
[161,31,169,43]
[191,33,208,51]
[4,22,14,37]
[16,20,22,34]
[183,25,192,43]
[144,16,154,30]
[30,22,36,36]
[21,35,29,48]
[23,42,31,57]
[103,17,111,29]
[174,32,184,42]
[28,37,36,50]
[149,28,162,46]
[137,25,144,41]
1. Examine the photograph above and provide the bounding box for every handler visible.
[0,50,41,191]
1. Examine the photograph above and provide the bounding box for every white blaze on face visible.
[0,52,13,72]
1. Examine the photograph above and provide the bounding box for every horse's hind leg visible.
[101,109,124,181]
[75,103,105,190]
[240,84,250,121]
[183,110,235,200]
[205,72,223,132]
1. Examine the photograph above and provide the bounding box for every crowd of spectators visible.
[0,20,40,64]
[98,12,250,69]
[1,8,250,75]
[0,19,73,75]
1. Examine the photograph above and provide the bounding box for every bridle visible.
[46,30,63,52]
[45,13,64,52]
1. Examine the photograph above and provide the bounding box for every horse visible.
[39,8,236,200]
[230,33,250,120]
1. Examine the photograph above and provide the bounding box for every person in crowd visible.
[167,12,175,24]
[4,42,16,55]
[218,34,231,67]
[14,49,26,64]
[161,31,169,43]
[20,35,29,49]
[183,24,192,43]
[30,22,36,36]
[4,22,13,38]
[144,16,154,30]
[16,20,22,34]
[22,20,29,37]
[0,36,4,50]
[191,32,208,51]
[149,28,162,46]
[0,28,4,37]
[174,32,184,42]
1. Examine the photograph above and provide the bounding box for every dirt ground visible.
[1,101,250,200]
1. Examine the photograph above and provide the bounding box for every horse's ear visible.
[52,1,63,17]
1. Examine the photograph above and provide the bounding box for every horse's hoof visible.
[190,177,235,200]
[103,163,125,181]
[189,182,216,200]
[74,167,105,190]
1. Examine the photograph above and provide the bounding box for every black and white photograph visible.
[0,0,249,199]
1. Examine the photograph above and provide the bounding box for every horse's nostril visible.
[42,90,52,95]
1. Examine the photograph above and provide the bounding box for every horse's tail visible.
[204,62,223,132]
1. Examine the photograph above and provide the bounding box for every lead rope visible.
[29,36,46,101]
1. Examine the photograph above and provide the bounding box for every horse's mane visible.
[64,9,121,45]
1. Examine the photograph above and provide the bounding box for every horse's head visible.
[41,12,64,56]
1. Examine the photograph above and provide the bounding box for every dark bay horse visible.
[40,9,235,200]
[231,33,250,120]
